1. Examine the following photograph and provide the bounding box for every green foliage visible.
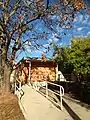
[69,37,90,74]
[53,37,90,74]
[53,44,73,73]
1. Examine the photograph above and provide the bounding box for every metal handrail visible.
[15,79,22,99]
[33,81,64,110]
[47,81,64,96]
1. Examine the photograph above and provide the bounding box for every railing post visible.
[18,80,21,99]
[15,82,16,94]
[46,82,48,97]
[19,81,21,90]
[60,87,63,110]
[61,95,63,110]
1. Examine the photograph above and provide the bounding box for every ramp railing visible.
[15,79,24,99]
[33,81,64,110]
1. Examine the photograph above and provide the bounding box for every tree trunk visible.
[1,45,12,92]
[3,63,11,92]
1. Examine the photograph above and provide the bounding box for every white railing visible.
[33,81,64,110]
[15,79,23,99]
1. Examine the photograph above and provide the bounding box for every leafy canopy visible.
[69,37,90,74]
[53,37,90,74]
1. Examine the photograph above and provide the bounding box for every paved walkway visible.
[19,84,72,120]
[63,95,90,120]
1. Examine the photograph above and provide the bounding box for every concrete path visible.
[19,84,73,120]
[63,95,90,120]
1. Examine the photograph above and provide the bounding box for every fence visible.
[32,81,64,110]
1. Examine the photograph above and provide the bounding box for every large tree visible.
[0,0,85,92]
[69,37,90,75]
[53,37,90,75]
[53,43,73,73]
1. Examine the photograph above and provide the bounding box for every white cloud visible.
[82,14,90,24]
[51,15,56,20]
[43,44,49,48]
[48,33,59,43]
[25,47,31,52]
[77,27,84,31]
[51,33,59,42]
[33,50,42,54]
[48,38,53,43]
[53,37,59,42]
[23,41,32,53]
[87,31,90,35]
[76,27,88,32]
[74,17,77,22]
[78,14,84,22]
[56,25,63,33]
[74,14,90,25]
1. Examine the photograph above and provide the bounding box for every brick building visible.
[16,58,58,84]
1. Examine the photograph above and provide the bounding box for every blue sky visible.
[16,0,90,62]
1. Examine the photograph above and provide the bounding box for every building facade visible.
[16,58,58,84]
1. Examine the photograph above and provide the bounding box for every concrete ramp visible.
[63,95,90,120]
[19,84,72,120]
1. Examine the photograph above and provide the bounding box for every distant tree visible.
[0,0,85,92]
[69,37,90,75]
[53,44,73,73]
[53,37,90,75]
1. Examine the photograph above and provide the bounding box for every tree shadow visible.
[39,84,82,120]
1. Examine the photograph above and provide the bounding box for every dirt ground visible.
[0,91,25,120]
